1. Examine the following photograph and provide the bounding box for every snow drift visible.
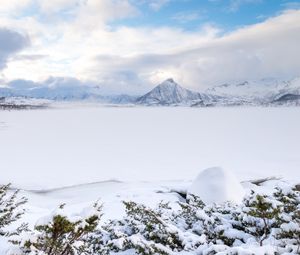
[188,167,245,204]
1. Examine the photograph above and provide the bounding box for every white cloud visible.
[73,0,139,31]
[171,11,202,23]
[87,9,300,92]
[148,0,170,11]
[37,0,76,13]
[0,0,32,12]
[1,2,300,94]
[228,0,262,12]
[281,1,300,10]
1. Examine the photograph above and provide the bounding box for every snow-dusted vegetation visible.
[1,177,299,255]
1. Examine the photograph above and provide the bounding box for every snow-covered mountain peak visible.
[163,78,175,83]
[154,78,180,90]
[136,79,204,105]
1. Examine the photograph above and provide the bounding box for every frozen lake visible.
[0,106,299,189]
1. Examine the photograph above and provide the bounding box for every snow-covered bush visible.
[15,203,103,255]
[95,183,300,254]
[0,184,27,237]
[98,197,243,254]
[236,190,282,246]
[275,186,300,253]
[4,181,300,255]
[101,201,187,255]
[176,195,237,246]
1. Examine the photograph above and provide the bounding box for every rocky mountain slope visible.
[136,78,215,106]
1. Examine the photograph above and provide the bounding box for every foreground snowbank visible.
[1,178,299,254]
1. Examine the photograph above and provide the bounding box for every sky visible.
[0,0,300,94]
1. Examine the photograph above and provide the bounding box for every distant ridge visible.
[205,77,300,106]
[1,77,300,107]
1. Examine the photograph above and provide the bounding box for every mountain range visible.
[1,77,300,107]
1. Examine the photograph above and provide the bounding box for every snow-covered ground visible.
[0,106,300,190]
[0,106,300,254]
[1,177,298,254]
[18,180,188,224]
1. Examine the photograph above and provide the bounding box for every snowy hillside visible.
[206,77,300,106]
[206,78,288,100]
[0,77,102,100]
[0,96,50,110]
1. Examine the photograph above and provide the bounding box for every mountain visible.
[0,77,141,105]
[104,94,139,105]
[206,77,300,106]
[0,77,102,100]
[206,78,287,101]
[1,76,300,107]
[136,78,215,106]
[271,77,300,105]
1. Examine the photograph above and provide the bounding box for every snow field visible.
[0,106,299,189]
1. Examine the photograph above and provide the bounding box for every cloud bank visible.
[0,28,29,70]
[0,0,299,94]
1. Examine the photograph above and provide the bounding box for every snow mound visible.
[188,167,245,204]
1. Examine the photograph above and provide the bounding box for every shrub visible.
[275,186,300,253]
[18,203,103,255]
[0,184,27,237]
[239,191,282,246]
